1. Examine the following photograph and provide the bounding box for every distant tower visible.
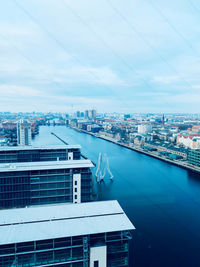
[162,114,165,125]
[17,120,32,146]
[85,110,89,119]
[76,111,81,118]
[91,109,97,120]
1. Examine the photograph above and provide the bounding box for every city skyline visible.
[1,0,200,113]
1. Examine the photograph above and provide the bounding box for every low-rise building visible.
[0,159,94,208]
[188,149,200,167]
[0,145,81,163]
[144,141,188,159]
[0,201,135,267]
[177,134,200,149]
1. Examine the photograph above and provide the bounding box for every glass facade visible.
[0,231,131,267]
[0,167,92,209]
[188,149,200,167]
[0,148,81,164]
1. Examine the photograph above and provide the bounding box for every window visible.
[74,181,77,185]
[94,261,99,267]
[75,188,77,192]
[74,194,77,199]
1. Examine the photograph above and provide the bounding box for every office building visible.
[138,124,152,134]
[0,160,94,209]
[188,149,200,167]
[0,201,135,267]
[0,145,81,163]
[85,110,89,119]
[17,120,32,146]
[91,109,97,120]
[76,111,81,118]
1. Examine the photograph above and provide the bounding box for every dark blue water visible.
[33,126,200,267]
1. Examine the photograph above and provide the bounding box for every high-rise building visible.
[0,201,135,267]
[76,111,81,118]
[17,120,32,146]
[0,159,94,208]
[162,114,165,125]
[85,110,89,119]
[91,109,97,120]
[0,145,81,163]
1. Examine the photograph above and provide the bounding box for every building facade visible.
[188,149,200,167]
[17,120,32,146]
[138,124,152,134]
[0,145,81,163]
[0,201,135,267]
[177,134,200,149]
[0,160,94,209]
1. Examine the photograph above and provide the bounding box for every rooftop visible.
[0,159,94,172]
[0,144,81,151]
[0,201,135,245]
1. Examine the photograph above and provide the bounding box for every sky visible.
[1,0,200,113]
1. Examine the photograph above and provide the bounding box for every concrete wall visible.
[90,246,107,267]
[68,152,73,160]
[73,173,81,203]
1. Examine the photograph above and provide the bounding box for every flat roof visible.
[0,144,81,151]
[0,160,94,172]
[0,201,135,245]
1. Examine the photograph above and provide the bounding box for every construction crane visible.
[95,153,113,182]
[51,132,96,165]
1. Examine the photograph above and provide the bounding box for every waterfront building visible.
[0,145,81,163]
[17,120,32,146]
[0,160,94,208]
[143,141,188,159]
[0,201,135,267]
[188,149,200,167]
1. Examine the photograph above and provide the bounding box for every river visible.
[32,126,200,267]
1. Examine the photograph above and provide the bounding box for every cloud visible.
[0,85,41,97]
[152,75,180,84]
[52,65,126,86]
[0,0,200,112]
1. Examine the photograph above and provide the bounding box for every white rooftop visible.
[0,144,81,151]
[0,160,94,172]
[0,201,135,245]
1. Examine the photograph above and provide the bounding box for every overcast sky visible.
[1,0,200,113]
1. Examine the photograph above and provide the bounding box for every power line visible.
[188,0,200,13]
[13,0,167,110]
[12,0,122,100]
[145,0,200,58]
[61,0,152,84]
[106,0,195,92]
[61,0,176,110]
[0,34,34,64]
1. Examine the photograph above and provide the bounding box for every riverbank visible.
[70,126,200,174]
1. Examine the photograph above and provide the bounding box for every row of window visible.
[0,247,83,266]
[31,196,72,205]
[0,184,30,192]
[31,182,72,190]
[31,189,71,197]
